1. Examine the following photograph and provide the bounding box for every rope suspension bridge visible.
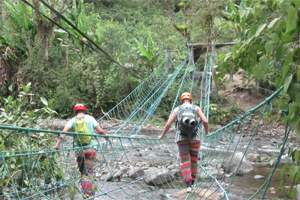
[0,45,291,200]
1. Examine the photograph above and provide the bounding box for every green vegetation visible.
[1,0,300,198]
[219,0,300,198]
[0,0,229,117]
[0,83,63,195]
[209,94,241,124]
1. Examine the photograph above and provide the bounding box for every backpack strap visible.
[191,105,197,114]
[191,105,202,124]
[176,105,184,128]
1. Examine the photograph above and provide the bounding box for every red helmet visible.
[180,92,192,101]
[74,103,86,112]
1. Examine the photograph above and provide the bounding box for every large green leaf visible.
[294,150,300,165]
[297,127,300,143]
[253,65,264,80]
[281,51,294,77]
[278,20,287,32]
[271,33,279,43]
[280,1,290,15]
[288,164,299,179]
[296,1,300,9]
[147,33,154,61]
[287,83,300,104]
[265,42,273,54]
[279,51,294,86]
[254,23,266,37]
[290,114,300,130]
[285,187,297,198]
[134,38,150,60]
[221,10,231,20]
[20,83,31,94]
[283,74,292,93]
[96,23,103,45]
[267,17,281,29]
[280,163,288,187]
[287,5,297,32]
[40,97,48,106]
[4,1,21,27]
[260,56,270,72]
[230,3,238,12]
[20,2,32,30]
[77,12,86,32]
[282,30,296,43]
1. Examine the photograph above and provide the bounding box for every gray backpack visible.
[177,105,199,138]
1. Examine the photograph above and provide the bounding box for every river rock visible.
[223,152,253,175]
[128,167,144,179]
[254,175,264,180]
[100,171,113,181]
[144,167,175,185]
[170,168,181,178]
[247,153,261,162]
[113,170,123,181]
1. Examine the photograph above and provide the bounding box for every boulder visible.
[144,167,175,186]
[224,152,253,175]
[128,167,144,179]
[247,153,261,162]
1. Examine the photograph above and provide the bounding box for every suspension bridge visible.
[0,46,291,200]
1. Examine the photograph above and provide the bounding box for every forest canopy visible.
[0,0,233,117]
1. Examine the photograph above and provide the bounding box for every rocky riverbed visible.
[45,116,296,200]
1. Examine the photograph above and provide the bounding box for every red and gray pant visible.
[177,140,201,183]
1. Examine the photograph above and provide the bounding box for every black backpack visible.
[177,105,199,138]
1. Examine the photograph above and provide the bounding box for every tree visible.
[150,0,228,43]
[220,0,300,198]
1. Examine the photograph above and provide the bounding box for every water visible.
[51,123,295,199]
[139,130,294,199]
[229,165,292,200]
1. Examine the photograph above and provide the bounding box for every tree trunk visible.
[32,0,72,62]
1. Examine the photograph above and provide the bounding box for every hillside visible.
[219,71,268,113]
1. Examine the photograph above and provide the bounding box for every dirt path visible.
[218,71,268,112]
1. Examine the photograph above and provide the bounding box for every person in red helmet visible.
[159,92,209,193]
[54,103,108,198]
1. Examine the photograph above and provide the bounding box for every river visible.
[50,120,296,200]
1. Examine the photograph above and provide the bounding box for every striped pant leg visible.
[78,148,96,197]
[77,148,96,176]
[77,150,85,175]
[84,148,96,174]
[190,140,201,180]
[177,140,193,182]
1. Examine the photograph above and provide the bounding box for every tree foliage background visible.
[1,0,300,198]
[0,0,231,117]
[219,0,300,198]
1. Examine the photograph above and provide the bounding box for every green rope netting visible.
[0,47,290,200]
